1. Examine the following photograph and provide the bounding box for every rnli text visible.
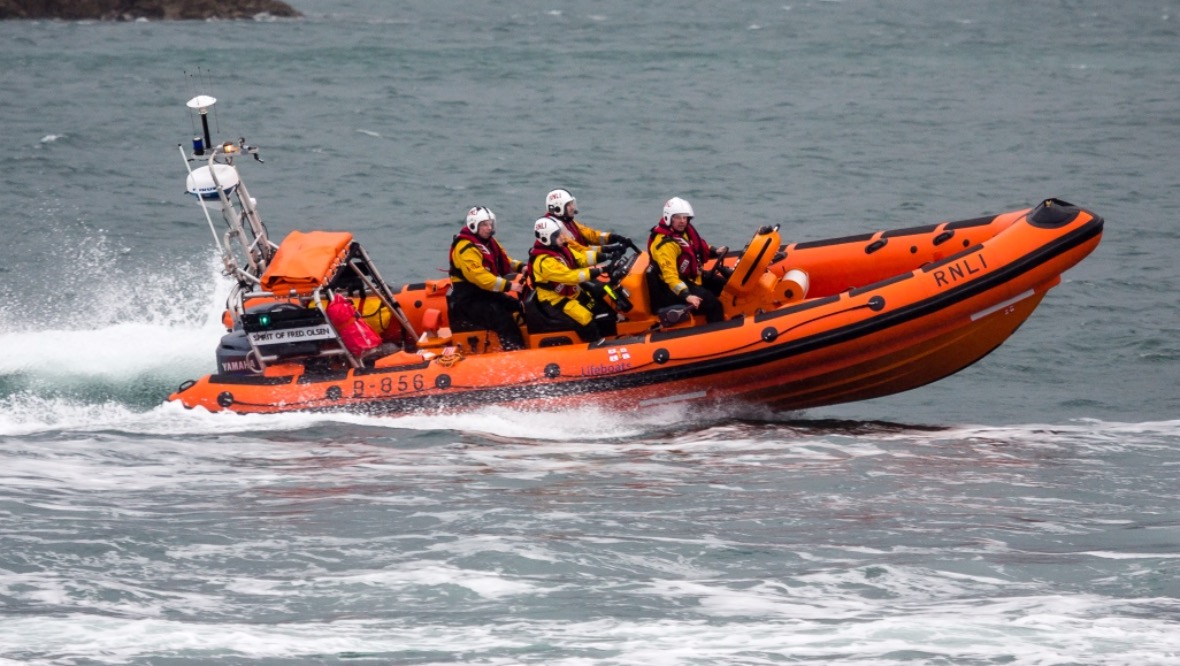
[933,253,988,287]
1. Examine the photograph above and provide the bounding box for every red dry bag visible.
[326,293,381,357]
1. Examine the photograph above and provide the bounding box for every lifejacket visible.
[448,228,514,282]
[649,221,711,280]
[527,243,581,298]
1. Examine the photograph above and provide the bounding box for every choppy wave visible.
[2,415,1179,665]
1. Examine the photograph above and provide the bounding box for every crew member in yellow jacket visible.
[447,206,526,350]
[526,217,616,344]
[542,188,632,265]
[647,196,727,323]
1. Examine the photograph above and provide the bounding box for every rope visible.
[433,348,464,368]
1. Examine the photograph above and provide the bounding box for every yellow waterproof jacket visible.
[648,234,697,298]
[449,235,524,293]
[529,245,596,308]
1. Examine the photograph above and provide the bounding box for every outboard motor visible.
[216,329,259,375]
[216,302,326,375]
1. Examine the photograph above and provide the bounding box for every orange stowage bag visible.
[260,231,354,294]
[326,293,381,357]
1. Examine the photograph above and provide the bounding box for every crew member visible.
[447,206,526,351]
[527,217,615,344]
[543,188,631,265]
[647,196,727,323]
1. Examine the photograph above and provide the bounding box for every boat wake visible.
[0,390,786,441]
[0,237,232,407]
[4,372,1177,449]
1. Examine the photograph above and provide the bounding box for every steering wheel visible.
[608,252,637,285]
[703,245,730,287]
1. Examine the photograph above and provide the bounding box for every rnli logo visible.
[932,253,989,288]
[608,347,631,363]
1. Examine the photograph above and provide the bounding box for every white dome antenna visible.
[186,94,217,156]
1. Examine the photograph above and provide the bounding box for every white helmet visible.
[534,217,565,246]
[546,189,576,218]
[660,197,695,227]
[465,206,496,234]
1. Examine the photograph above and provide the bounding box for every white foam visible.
[389,403,679,440]
[1078,551,1180,560]
[0,323,217,380]
[1,597,1177,665]
[910,419,1180,450]
[0,249,232,395]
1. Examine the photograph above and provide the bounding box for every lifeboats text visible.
[581,347,633,376]
[581,361,633,376]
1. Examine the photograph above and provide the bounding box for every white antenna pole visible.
[186,94,216,155]
[179,144,227,258]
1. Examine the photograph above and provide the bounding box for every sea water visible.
[1,1,1179,663]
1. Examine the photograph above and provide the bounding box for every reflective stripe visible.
[971,289,1035,321]
[639,390,708,407]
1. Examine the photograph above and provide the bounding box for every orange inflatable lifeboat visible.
[170,97,1103,415]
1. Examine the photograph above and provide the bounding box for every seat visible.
[656,305,695,329]
[524,295,573,334]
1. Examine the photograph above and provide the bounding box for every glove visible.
[601,243,625,260]
[589,267,603,279]
[610,233,632,247]
[711,245,729,258]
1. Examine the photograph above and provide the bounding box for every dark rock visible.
[0,0,301,20]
